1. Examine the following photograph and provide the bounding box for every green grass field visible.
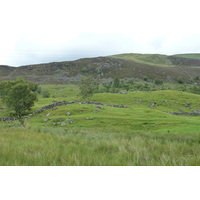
[0,85,200,165]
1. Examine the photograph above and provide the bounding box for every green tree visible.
[113,77,120,88]
[0,78,38,118]
[79,76,98,99]
[102,81,112,93]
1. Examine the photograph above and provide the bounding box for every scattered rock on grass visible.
[68,120,73,124]
[86,117,94,120]
[150,102,156,108]
[66,112,71,116]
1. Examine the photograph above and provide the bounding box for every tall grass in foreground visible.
[0,127,199,166]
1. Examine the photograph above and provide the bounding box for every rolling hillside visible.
[1,85,200,165]
[0,53,200,84]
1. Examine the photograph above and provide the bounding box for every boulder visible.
[86,117,94,120]
[66,112,71,116]
[150,102,156,108]
[68,120,73,124]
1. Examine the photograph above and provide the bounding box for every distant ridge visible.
[172,53,200,59]
[0,53,200,84]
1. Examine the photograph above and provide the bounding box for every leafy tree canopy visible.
[78,76,98,100]
[0,78,38,118]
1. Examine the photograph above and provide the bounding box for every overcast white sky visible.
[1,0,200,66]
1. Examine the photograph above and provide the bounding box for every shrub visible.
[154,79,163,85]
[81,67,89,73]
[42,90,51,98]
[143,76,148,81]
[177,77,184,84]
[113,77,120,88]
[95,68,101,74]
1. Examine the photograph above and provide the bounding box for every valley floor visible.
[0,85,200,166]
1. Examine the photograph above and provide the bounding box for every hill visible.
[0,53,200,84]
[172,53,200,59]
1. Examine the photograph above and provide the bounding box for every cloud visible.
[1,0,200,66]
[4,33,142,66]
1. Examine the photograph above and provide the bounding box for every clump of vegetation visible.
[79,76,99,99]
[154,79,163,85]
[113,77,120,88]
[143,76,148,81]
[53,117,65,123]
[95,68,102,74]
[81,67,89,73]
[0,78,38,118]
[42,89,51,98]
[177,77,184,84]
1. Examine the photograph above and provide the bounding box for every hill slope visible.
[0,53,200,84]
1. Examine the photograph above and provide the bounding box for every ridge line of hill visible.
[1,53,200,84]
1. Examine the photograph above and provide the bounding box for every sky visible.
[1,0,200,66]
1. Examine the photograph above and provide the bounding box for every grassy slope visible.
[0,85,200,165]
[172,54,200,59]
[109,53,173,67]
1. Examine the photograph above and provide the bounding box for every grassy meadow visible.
[0,84,200,165]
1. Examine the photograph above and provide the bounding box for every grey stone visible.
[86,117,93,120]
[150,102,156,108]
[66,112,71,116]
[68,120,73,124]
[61,123,66,126]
